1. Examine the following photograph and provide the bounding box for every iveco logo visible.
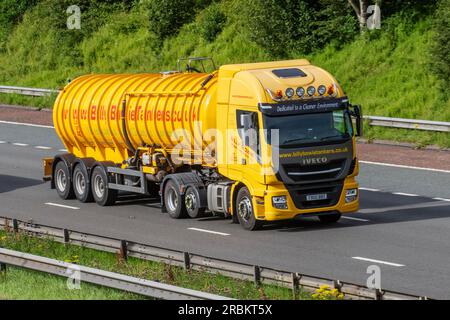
[301,157,328,165]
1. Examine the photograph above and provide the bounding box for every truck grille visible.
[283,159,345,182]
[286,181,343,210]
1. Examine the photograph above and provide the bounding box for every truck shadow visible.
[0,174,44,194]
[114,193,161,207]
[272,204,450,232]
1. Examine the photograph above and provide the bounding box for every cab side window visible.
[236,110,260,156]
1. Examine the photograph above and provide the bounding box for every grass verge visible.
[0,230,315,300]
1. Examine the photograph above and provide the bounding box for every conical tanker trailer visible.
[43,58,362,230]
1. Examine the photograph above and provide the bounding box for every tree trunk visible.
[359,0,369,31]
[347,0,369,32]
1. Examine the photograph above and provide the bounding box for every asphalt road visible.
[1,122,450,299]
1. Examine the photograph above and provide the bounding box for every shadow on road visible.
[268,203,450,232]
[0,174,43,193]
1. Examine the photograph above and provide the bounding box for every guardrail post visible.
[373,288,382,300]
[0,262,6,273]
[291,273,299,298]
[253,266,261,287]
[332,280,342,291]
[183,252,191,270]
[63,229,70,245]
[12,219,19,233]
[120,240,128,261]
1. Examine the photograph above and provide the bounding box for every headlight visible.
[318,85,326,96]
[272,196,288,209]
[296,87,305,97]
[345,189,358,203]
[307,86,315,96]
[285,88,294,99]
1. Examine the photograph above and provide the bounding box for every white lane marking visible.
[12,142,29,147]
[352,256,405,267]
[0,141,6,144]
[360,160,450,174]
[342,216,370,222]
[188,227,230,236]
[59,149,68,152]
[35,146,52,150]
[433,197,450,202]
[45,202,80,210]
[359,187,380,192]
[392,192,419,197]
[0,120,54,129]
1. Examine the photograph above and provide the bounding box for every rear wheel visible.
[91,166,117,206]
[73,164,93,203]
[164,180,187,219]
[318,213,342,223]
[185,186,205,219]
[236,187,262,231]
[54,161,75,200]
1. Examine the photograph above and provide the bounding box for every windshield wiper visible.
[282,137,309,145]
[320,134,349,141]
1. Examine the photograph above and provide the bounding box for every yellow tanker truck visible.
[43,58,362,230]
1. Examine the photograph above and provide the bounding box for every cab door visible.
[226,105,265,187]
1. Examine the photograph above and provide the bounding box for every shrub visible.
[0,0,37,51]
[198,3,227,42]
[430,0,450,90]
[145,0,197,40]
[241,0,358,57]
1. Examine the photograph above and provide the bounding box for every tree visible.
[430,0,450,90]
[347,0,370,30]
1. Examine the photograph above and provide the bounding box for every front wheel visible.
[318,213,342,223]
[91,166,117,206]
[236,187,262,231]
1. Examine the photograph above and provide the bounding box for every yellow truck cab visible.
[45,58,362,230]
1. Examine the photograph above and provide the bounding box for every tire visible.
[91,166,117,206]
[236,187,262,231]
[185,186,205,219]
[54,161,75,200]
[318,213,342,224]
[73,164,93,203]
[164,180,187,219]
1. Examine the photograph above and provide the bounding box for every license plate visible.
[306,193,328,201]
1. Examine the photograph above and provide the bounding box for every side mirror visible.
[352,105,363,137]
[240,113,253,131]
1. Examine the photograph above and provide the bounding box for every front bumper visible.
[253,178,359,221]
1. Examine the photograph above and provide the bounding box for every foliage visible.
[312,285,345,300]
[0,0,448,147]
[0,0,36,51]
[198,2,227,42]
[145,0,203,41]
[430,0,450,91]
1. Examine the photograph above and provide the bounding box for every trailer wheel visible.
[73,164,93,203]
[91,166,117,206]
[185,186,205,219]
[318,213,341,223]
[236,187,262,231]
[164,180,187,219]
[54,161,75,200]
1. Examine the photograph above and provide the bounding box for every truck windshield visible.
[263,109,353,148]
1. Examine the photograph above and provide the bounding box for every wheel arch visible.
[160,173,206,213]
[72,158,96,179]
